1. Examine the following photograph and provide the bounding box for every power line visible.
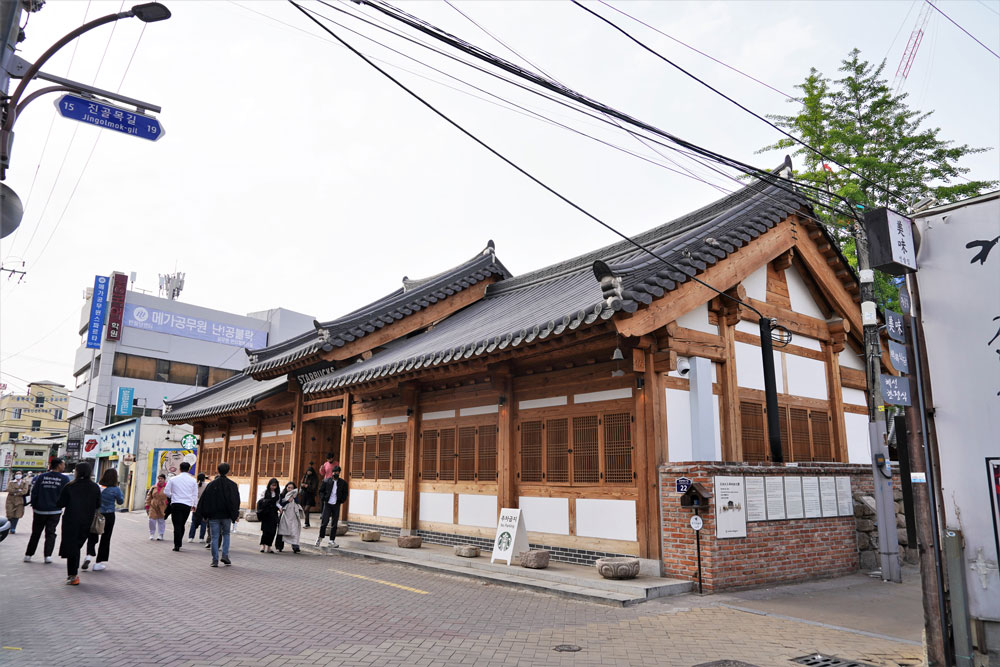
[977,0,1000,17]
[925,0,999,58]
[291,0,807,320]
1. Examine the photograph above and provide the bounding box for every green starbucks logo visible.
[496,531,512,551]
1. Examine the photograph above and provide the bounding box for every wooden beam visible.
[248,412,262,510]
[496,372,516,515]
[401,385,420,533]
[718,315,741,462]
[823,341,849,462]
[321,281,496,363]
[766,260,791,309]
[633,371,651,560]
[220,418,231,466]
[338,393,352,520]
[641,346,663,568]
[793,227,864,343]
[840,367,867,390]
[615,222,797,338]
[657,322,726,362]
[290,383,304,484]
[742,297,832,342]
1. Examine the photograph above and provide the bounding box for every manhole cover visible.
[552,645,582,653]
[791,654,876,667]
[693,662,760,667]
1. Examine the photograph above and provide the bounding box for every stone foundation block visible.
[360,531,381,542]
[454,545,479,558]
[596,556,640,580]
[336,524,348,536]
[397,536,422,548]
[519,550,550,569]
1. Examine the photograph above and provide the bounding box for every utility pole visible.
[853,222,902,583]
[0,0,24,98]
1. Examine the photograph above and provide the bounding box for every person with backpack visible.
[196,463,241,567]
[23,458,69,564]
[56,462,101,586]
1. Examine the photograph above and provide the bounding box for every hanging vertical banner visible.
[86,275,109,349]
[116,386,134,416]
[885,310,906,343]
[106,272,129,341]
[889,340,909,374]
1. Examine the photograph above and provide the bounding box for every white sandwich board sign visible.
[491,508,529,565]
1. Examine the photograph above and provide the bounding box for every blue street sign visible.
[55,94,164,142]
[116,387,134,417]
[86,275,109,349]
[676,477,692,494]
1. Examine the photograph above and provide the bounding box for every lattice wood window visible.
[257,441,290,478]
[391,433,407,479]
[350,431,407,481]
[518,411,634,486]
[363,434,377,479]
[421,423,497,483]
[199,446,222,477]
[377,433,392,480]
[350,435,365,479]
[230,443,254,477]
[740,400,835,462]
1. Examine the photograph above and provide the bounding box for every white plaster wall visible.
[842,387,867,406]
[574,388,632,404]
[418,492,453,524]
[665,388,691,462]
[380,415,408,425]
[839,347,865,370]
[845,413,871,464]
[422,410,455,421]
[787,265,827,319]
[518,396,567,410]
[459,404,498,417]
[675,303,718,335]
[238,483,250,503]
[743,265,767,302]
[784,354,828,400]
[376,490,403,519]
[517,496,569,535]
[735,341,783,391]
[575,498,637,542]
[349,488,375,516]
[458,494,498,528]
[713,395,722,460]
[792,335,822,351]
[736,319,759,335]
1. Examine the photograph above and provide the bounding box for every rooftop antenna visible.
[158,272,185,300]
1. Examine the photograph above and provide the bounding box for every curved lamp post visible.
[0,2,169,234]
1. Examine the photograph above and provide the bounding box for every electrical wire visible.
[925,0,999,58]
[291,0,793,319]
[883,0,920,64]
[977,0,1000,17]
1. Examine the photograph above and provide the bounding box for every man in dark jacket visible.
[316,466,348,549]
[24,458,69,564]
[196,462,241,567]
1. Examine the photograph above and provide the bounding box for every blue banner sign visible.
[881,374,912,406]
[888,341,909,375]
[122,302,268,349]
[116,386,134,417]
[86,275,109,349]
[56,94,164,141]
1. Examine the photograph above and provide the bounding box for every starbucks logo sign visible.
[496,531,512,551]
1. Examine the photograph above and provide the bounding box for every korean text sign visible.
[122,303,268,350]
[86,275,109,349]
[106,273,128,341]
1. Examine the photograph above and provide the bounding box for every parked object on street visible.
[84,469,124,572]
[145,474,168,540]
[24,458,68,563]
[596,557,641,580]
[276,482,303,553]
[57,462,101,586]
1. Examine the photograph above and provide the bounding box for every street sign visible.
[881,374,912,406]
[898,286,911,315]
[55,94,164,142]
[676,476,693,494]
[889,341,909,374]
[181,434,198,447]
[116,387,134,416]
[690,515,703,531]
[886,310,906,343]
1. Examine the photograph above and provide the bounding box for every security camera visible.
[676,356,691,377]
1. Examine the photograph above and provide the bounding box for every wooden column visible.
[337,393,351,520]
[290,384,304,483]
[825,320,850,462]
[641,344,663,565]
[495,370,516,515]
[632,349,652,560]
[712,288,744,462]
[220,418,231,465]
[247,412,262,509]
[401,384,420,534]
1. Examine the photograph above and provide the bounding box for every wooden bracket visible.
[771,248,795,271]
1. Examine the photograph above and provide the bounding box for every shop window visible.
[196,365,210,387]
[12,408,21,420]
[458,426,476,481]
[520,421,543,483]
[31,420,41,431]
[169,361,198,386]
[155,359,170,382]
[350,431,406,481]
[740,399,835,462]
[545,418,569,483]
[519,410,633,486]
[35,395,44,407]
[572,416,599,483]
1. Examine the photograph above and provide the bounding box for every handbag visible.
[90,511,106,535]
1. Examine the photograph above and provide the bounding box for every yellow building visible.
[1,381,69,443]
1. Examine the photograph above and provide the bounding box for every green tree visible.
[761,49,996,307]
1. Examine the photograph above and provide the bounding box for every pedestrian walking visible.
[4,470,30,534]
[276,482,303,553]
[257,478,281,553]
[145,474,168,540]
[56,462,101,586]
[196,462,241,567]
[316,465,348,548]
[83,469,125,572]
[163,461,198,552]
[24,458,68,564]
[319,453,338,480]
[187,473,210,543]
[299,464,318,528]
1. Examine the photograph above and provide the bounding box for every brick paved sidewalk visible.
[0,507,925,667]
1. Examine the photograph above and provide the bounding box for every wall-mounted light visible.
[636,377,645,390]
[290,421,295,431]
[498,395,506,407]
[406,407,413,417]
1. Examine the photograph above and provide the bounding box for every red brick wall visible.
[659,462,872,592]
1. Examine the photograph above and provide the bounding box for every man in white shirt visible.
[316,466,348,548]
[164,461,199,552]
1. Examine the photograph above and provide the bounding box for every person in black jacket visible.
[299,464,319,528]
[196,462,241,568]
[257,478,282,554]
[56,462,101,586]
[24,457,69,564]
[315,466,348,548]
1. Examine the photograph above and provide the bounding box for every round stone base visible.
[595,557,640,580]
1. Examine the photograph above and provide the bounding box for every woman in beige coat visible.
[4,471,30,534]
[145,474,169,540]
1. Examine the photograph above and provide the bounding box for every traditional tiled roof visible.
[163,373,287,422]
[244,243,510,379]
[299,176,811,394]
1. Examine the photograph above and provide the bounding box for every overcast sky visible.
[1,0,997,395]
